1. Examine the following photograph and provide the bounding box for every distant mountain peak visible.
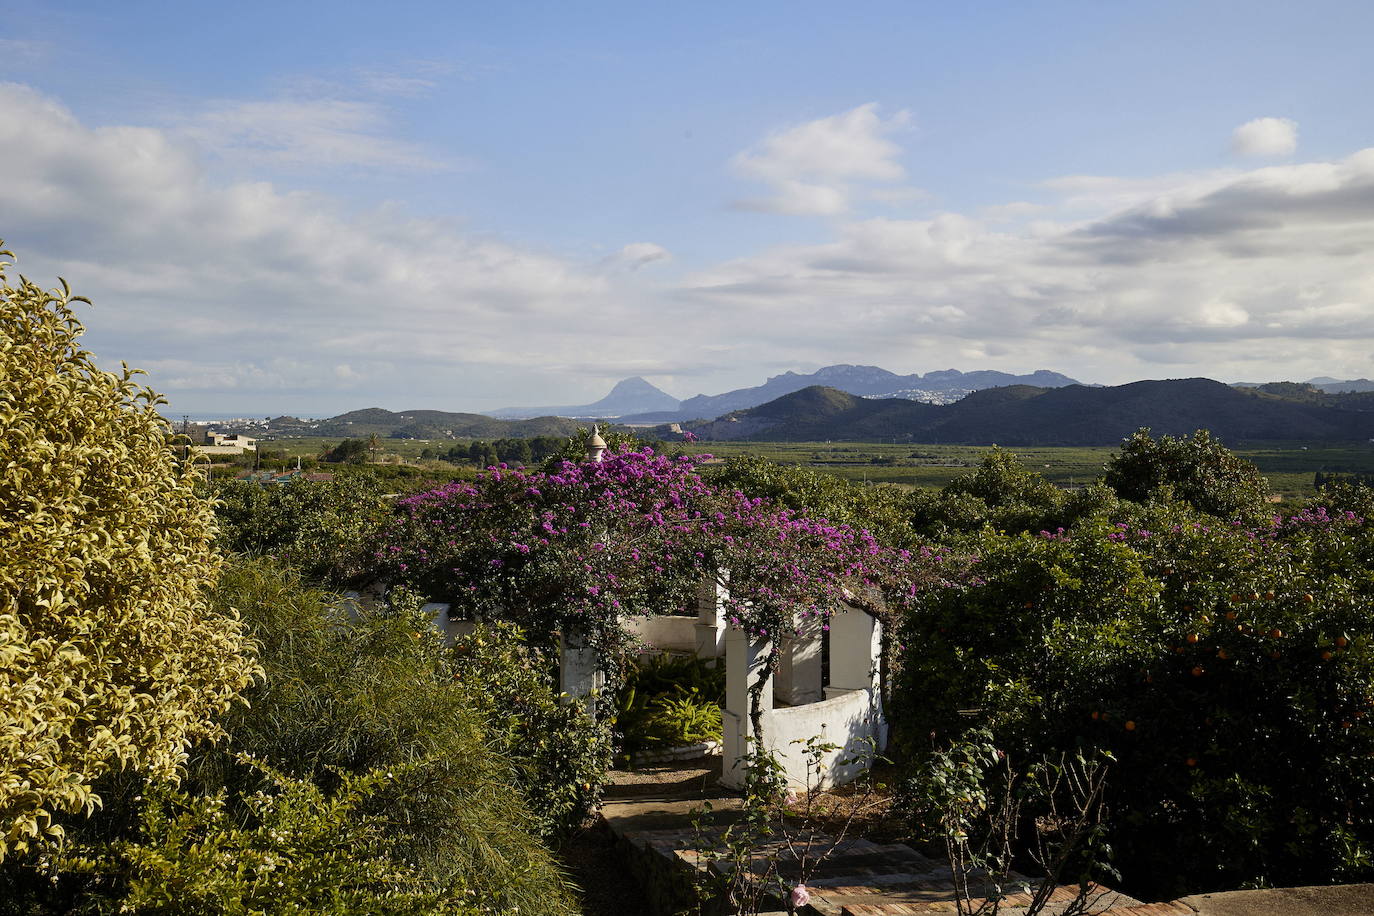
[488,376,679,420]
[588,377,679,411]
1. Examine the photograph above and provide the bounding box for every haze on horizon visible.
[2,0,1372,418]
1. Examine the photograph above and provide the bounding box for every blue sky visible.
[2,1,1372,416]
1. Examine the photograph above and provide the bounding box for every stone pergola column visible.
[720,626,773,789]
[694,576,728,663]
[774,621,824,705]
[826,604,881,695]
[559,629,604,721]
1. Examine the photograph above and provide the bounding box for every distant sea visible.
[160,411,309,424]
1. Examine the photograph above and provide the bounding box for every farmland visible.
[258,436,1374,499]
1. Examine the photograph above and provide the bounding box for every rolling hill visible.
[681,379,1374,445]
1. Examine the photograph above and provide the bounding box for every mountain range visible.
[677,379,1374,446]
[222,371,1374,447]
[486,365,1082,422]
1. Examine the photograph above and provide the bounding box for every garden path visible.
[597,758,1372,915]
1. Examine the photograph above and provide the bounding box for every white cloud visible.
[731,103,921,215]
[5,79,1372,410]
[1231,117,1299,157]
[179,97,445,172]
[685,145,1374,383]
[601,242,672,272]
[0,82,696,411]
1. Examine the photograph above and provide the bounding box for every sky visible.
[2,0,1373,417]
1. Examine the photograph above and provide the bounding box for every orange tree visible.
[894,489,1374,896]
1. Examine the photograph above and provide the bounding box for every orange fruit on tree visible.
[1192,666,1205,677]
[1186,757,1198,767]
[1322,650,1335,661]
[1186,633,1200,644]
[1125,720,1137,731]
[1337,636,1349,648]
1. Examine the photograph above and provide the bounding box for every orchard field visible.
[260,435,1374,499]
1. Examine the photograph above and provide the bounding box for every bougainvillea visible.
[373,447,954,734]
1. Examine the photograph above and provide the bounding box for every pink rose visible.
[790,884,811,907]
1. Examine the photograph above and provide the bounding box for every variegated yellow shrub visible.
[0,245,259,860]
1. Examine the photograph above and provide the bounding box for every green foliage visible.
[321,437,370,464]
[447,622,613,839]
[0,249,259,860]
[68,761,483,916]
[1104,428,1272,519]
[212,474,393,584]
[908,729,1115,915]
[709,454,921,548]
[200,560,578,915]
[895,498,1374,896]
[640,690,723,749]
[615,653,726,759]
[904,450,1120,538]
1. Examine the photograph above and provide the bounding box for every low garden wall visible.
[721,686,887,790]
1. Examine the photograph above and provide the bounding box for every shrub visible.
[70,761,485,916]
[895,500,1374,896]
[0,249,258,860]
[212,474,393,584]
[203,560,579,915]
[616,653,725,760]
[1104,428,1272,520]
[447,622,613,839]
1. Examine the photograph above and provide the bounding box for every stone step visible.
[828,883,1146,916]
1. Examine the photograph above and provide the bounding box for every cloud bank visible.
[2,85,1372,414]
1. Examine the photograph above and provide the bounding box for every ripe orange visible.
[1322,650,1335,661]
[1336,636,1349,648]
[1186,633,1200,644]
[1091,711,1100,720]
[1270,629,1284,639]
[1125,720,1137,731]
[1186,757,1198,767]
[1192,666,1205,677]
[1303,593,1314,603]
[1264,590,1275,600]
[1226,610,1238,620]
[1217,649,1230,660]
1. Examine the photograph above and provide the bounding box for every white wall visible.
[721,687,887,791]
[623,614,699,653]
